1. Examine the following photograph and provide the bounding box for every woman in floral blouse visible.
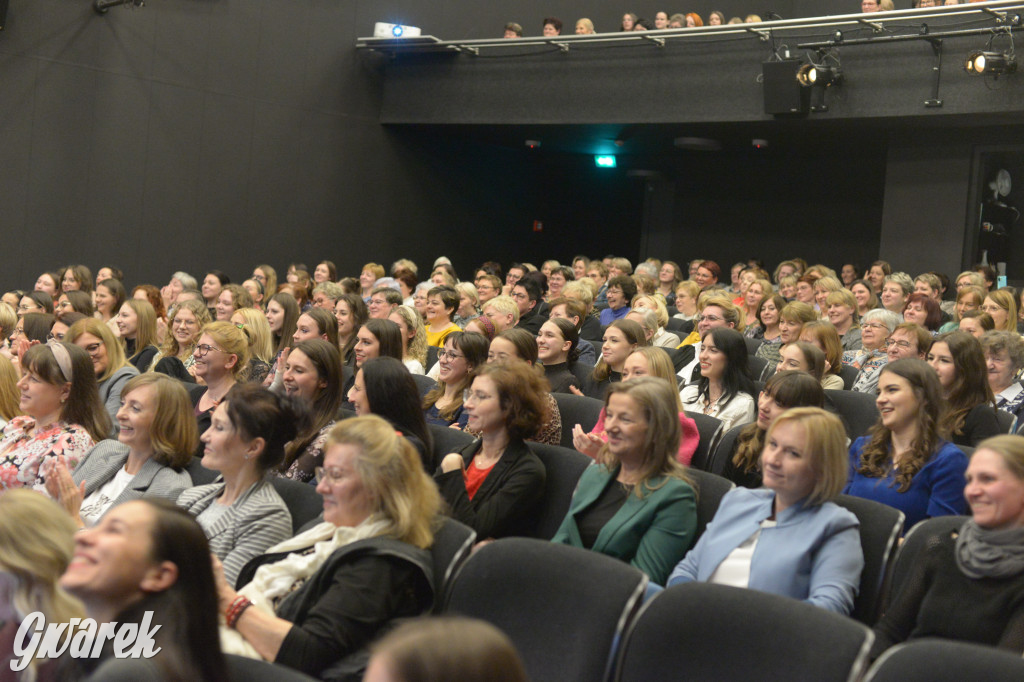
[0,343,110,492]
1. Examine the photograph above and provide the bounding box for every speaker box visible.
[762,60,809,116]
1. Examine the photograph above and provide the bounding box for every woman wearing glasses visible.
[191,321,251,442]
[153,299,211,380]
[178,383,306,586]
[215,416,438,678]
[423,332,489,428]
[67,318,139,432]
[436,361,548,539]
[843,308,900,395]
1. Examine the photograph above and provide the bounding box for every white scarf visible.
[220,516,391,658]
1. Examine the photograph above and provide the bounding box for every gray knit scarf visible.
[955,519,1024,580]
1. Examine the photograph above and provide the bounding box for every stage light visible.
[965,50,1016,76]
[373,22,422,38]
[594,156,617,168]
[797,64,841,87]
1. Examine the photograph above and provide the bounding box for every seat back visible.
[426,345,439,371]
[832,494,905,625]
[704,423,747,476]
[666,317,693,334]
[885,515,967,610]
[839,364,859,390]
[430,516,476,612]
[686,469,735,544]
[748,354,770,383]
[527,442,592,539]
[185,457,218,485]
[862,639,1024,682]
[744,336,763,355]
[552,393,604,448]
[445,537,647,682]
[268,477,324,534]
[225,654,320,681]
[411,372,436,397]
[615,582,873,682]
[427,424,476,467]
[685,412,724,471]
[994,407,1015,433]
[825,389,881,440]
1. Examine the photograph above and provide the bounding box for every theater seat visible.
[551,393,604,448]
[686,469,734,544]
[430,516,476,613]
[527,442,591,540]
[863,640,1024,682]
[685,412,723,471]
[225,654,319,681]
[268,477,325,534]
[832,494,904,626]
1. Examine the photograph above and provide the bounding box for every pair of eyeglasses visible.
[463,389,491,404]
[884,339,911,349]
[314,466,343,484]
[194,344,223,357]
[438,349,464,361]
[698,314,723,323]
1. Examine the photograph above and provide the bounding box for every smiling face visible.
[886,328,920,362]
[335,300,356,337]
[776,344,810,376]
[116,303,138,339]
[926,341,956,393]
[867,266,886,290]
[603,393,648,463]
[840,264,857,285]
[214,290,235,321]
[699,334,728,381]
[60,501,163,614]
[116,384,157,453]
[192,333,234,382]
[464,375,507,435]
[17,296,43,318]
[620,352,650,380]
[353,326,380,367]
[94,285,116,316]
[880,283,906,312]
[827,302,854,330]
[759,299,780,328]
[876,371,920,433]
[425,294,452,325]
[487,337,520,365]
[694,267,716,290]
[605,286,626,311]
[986,348,1017,394]
[75,332,109,378]
[265,300,284,333]
[292,313,323,344]
[438,337,471,384]
[760,420,816,506]
[171,308,200,348]
[316,442,374,528]
[536,321,570,364]
[756,388,788,431]
[283,348,326,403]
[745,283,765,310]
[547,272,566,297]
[314,263,331,284]
[34,274,58,296]
[982,297,1009,329]
[347,368,371,415]
[367,293,392,319]
[17,368,68,420]
[62,269,81,292]
[601,327,636,371]
[201,275,222,301]
[965,448,1024,530]
[359,269,376,290]
[903,300,928,327]
[860,319,889,351]
[697,305,730,337]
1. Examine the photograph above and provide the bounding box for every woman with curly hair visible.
[927,331,1002,447]
[389,305,428,374]
[153,299,211,380]
[843,358,969,531]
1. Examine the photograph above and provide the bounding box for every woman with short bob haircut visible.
[58,289,94,317]
[554,376,697,584]
[0,343,110,492]
[903,292,943,333]
[959,309,994,338]
[436,360,549,539]
[869,434,1024,658]
[218,415,440,677]
[670,407,863,615]
[844,358,969,530]
[798,321,845,389]
[62,498,228,681]
[723,371,825,489]
[927,331,1001,448]
[981,330,1024,420]
[940,284,985,333]
[68,317,139,430]
[46,373,197,527]
[366,616,529,682]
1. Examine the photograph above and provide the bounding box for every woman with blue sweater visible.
[843,358,969,531]
[668,407,863,615]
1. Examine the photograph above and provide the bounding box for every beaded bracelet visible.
[225,595,253,629]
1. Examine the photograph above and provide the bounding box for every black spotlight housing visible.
[965,50,1017,76]
[796,64,842,87]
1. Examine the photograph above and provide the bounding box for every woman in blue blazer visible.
[668,407,863,615]
[552,377,697,585]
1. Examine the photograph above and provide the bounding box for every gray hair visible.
[884,272,914,296]
[172,271,197,290]
[862,308,901,334]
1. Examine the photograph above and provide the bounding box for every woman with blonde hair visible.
[825,288,862,351]
[217,415,439,677]
[454,281,481,328]
[755,300,815,365]
[799,321,845,389]
[360,262,385,299]
[632,294,680,348]
[0,489,84,681]
[231,307,274,384]
[939,285,984,333]
[68,317,139,430]
[0,358,21,427]
[154,298,211,380]
[575,347,700,465]
[191,321,250,436]
[389,304,428,374]
[670,407,863,615]
[555,377,697,584]
[215,283,253,322]
[672,280,701,325]
[252,264,278,306]
[45,373,197,528]
[657,261,684,306]
[982,289,1018,332]
[742,278,773,330]
[117,298,160,371]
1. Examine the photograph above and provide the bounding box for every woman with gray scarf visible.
[871,435,1024,659]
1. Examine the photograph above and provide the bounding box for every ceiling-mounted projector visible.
[374,22,422,38]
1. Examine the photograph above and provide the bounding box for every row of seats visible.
[442,529,1024,682]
